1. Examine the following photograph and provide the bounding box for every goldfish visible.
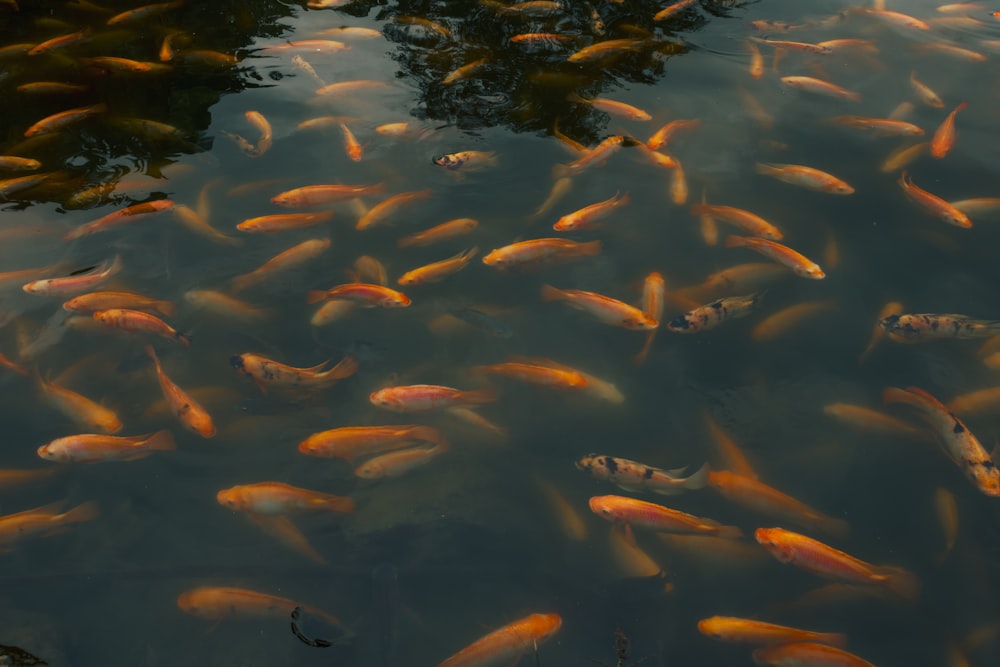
[0,156,41,171]
[704,412,757,479]
[607,524,666,580]
[754,163,854,195]
[950,197,1000,217]
[38,430,174,462]
[471,362,589,389]
[880,141,929,173]
[910,71,945,108]
[260,39,349,54]
[934,486,959,564]
[63,291,174,317]
[855,7,930,30]
[23,103,107,137]
[16,82,89,95]
[443,58,487,85]
[879,313,999,340]
[37,373,122,434]
[107,1,183,25]
[749,37,833,55]
[884,386,1000,496]
[747,40,764,79]
[177,587,340,626]
[507,355,624,403]
[306,283,411,307]
[948,387,1000,416]
[27,29,90,56]
[535,476,588,542]
[437,613,562,667]
[670,160,688,204]
[357,189,433,230]
[859,301,904,363]
[553,191,630,231]
[369,384,496,412]
[780,76,860,102]
[0,500,99,550]
[0,172,49,198]
[217,482,354,514]
[339,122,363,161]
[172,204,242,246]
[666,292,762,333]
[688,204,783,240]
[236,211,334,233]
[93,309,191,346]
[566,38,643,62]
[271,183,384,207]
[823,403,927,440]
[298,425,446,461]
[23,255,122,296]
[482,238,601,268]
[315,79,391,96]
[354,442,449,479]
[634,144,678,170]
[146,346,215,438]
[552,135,628,179]
[397,218,478,247]
[541,284,657,329]
[576,454,707,494]
[697,616,847,647]
[231,353,358,394]
[725,236,825,279]
[634,271,665,365]
[753,642,876,667]
[398,248,479,285]
[754,527,920,601]
[433,151,497,171]
[0,467,62,489]
[590,495,742,539]
[930,101,968,159]
[830,116,924,136]
[64,199,175,240]
[231,238,332,292]
[568,94,651,121]
[708,470,848,538]
[183,290,272,323]
[751,300,837,341]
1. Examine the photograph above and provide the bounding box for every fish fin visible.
[723,235,749,248]
[155,300,176,317]
[878,566,920,603]
[623,522,637,546]
[682,463,710,491]
[461,389,496,405]
[615,483,644,493]
[143,429,176,452]
[753,162,780,176]
[539,284,568,302]
[713,525,744,540]
[816,516,850,540]
[407,425,448,447]
[617,192,631,206]
[252,514,328,565]
[59,500,99,524]
[328,354,360,380]
[306,290,329,305]
[818,632,849,649]
[176,332,192,347]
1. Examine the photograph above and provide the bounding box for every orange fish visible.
[898,172,971,227]
[271,183,384,207]
[697,616,847,647]
[753,642,876,667]
[553,191,630,231]
[354,442,449,479]
[217,482,354,514]
[23,255,122,297]
[357,189,433,230]
[37,430,175,463]
[590,495,742,539]
[540,284,657,329]
[482,238,601,268]
[470,362,588,389]
[37,374,122,434]
[780,76,860,102]
[297,425,446,461]
[231,353,358,394]
[930,101,968,159]
[339,122,363,161]
[437,613,562,667]
[398,247,478,285]
[754,163,854,194]
[306,283,411,307]
[755,527,920,601]
[63,291,174,317]
[93,309,191,346]
[177,587,340,626]
[27,29,90,56]
[397,218,478,247]
[909,71,944,108]
[107,1,183,26]
[146,345,215,438]
[24,102,107,137]
[830,116,924,136]
[689,204,782,240]
[704,411,757,479]
[725,236,825,279]
[0,500,99,550]
[231,238,331,292]
[369,384,496,412]
[64,199,176,240]
[236,211,334,234]
[183,290,272,323]
[552,135,627,178]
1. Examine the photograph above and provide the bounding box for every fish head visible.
[432,153,464,170]
[176,589,214,617]
[384,293,412,307]
[587,495,618,520]
[696,617,725,639]
[369,389,401,411]
[753,528,795,562]
[481,251,503,266]
[37,444,68,462]
[216,487,245,510]
[667,315,692,331]
[229,354,248,373]
[575,454,596,472]
[829,182,855,195]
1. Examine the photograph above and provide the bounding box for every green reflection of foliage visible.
[0,0,295,208]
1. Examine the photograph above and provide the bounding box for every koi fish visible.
[753,642,876,667]
[830,116,924,136]
[398,218,478,247]
[398,248,479,285]
[883,386,1000,496]
[38,430,174,462]
[231,353,359,393]
[823,403,927,440]
[909,71,944,108]
[540,284,657,329]
[576,454,708,495]
[177,587,340,626]
[754,163,854,195]
[271,183,384,207]
[780,76,860,102]
[236,211,334,233]
[552,135,628,179]
[231,238,332,292]
[433,151,497,171]
[751,300,837,342]
[23,102,107,137]
[217,482,354,514]
[369,385,496,412]
[37,373,122,434]
[566,39,643,62]
[590,495,743,538]
[93,309,191,346]
[879,313,999,340]
[697,616,847,647]
[146,345,215,438]
[23,255,122,297]
[553,191,629,231]
[667,292,762,333]
[63,291,174,317]
[0,500,99,550]
[634,271,665,366]
[354,442,449,479]
[754,527,920,601]
[482,238,601,268]
[930,101,968,158]
[688,204,782,240]
[298,425,447,461]
[568,94,651,121]
[437,613,562,667]
[306,283,411,307]
[471,362,588,389]
[725,236,825,279]
[357,189,433,230]
[338,122,362,161]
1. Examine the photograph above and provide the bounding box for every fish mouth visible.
[229,354,246,371]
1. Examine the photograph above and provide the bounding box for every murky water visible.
[1,0,1000,665]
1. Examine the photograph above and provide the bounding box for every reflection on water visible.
[1,0,1000,665]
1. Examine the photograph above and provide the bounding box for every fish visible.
[369,385,496,412]
[0,156,41,171]
[0,500,99,550]
[568,94,651,121]
[64,199,176,241]
[707,470,849,538]
[482,238,601,268]
[697,616,847,647]
[749,38,833,55]
[883,386,1000,496]
[780,76,861,102]
[576,454,708,494]
[23,256,122,297]
[230,353,359,394]
[236,211,335,234]
[540,284,657,329]
[829,116,924,136]
[23,103,108,136]
[298,425,446,461]
[666,292,762,333]
[183,290,272,323]
[357,189,433,230]
[704,412,757,479]
[398,248,479,285]
[471,362,589,389]
[271,183,384,207]
[535,476,588,541]
[397,218,478,247]
[754,527,920,601]
[37,373,122,434]
[354,442,449,479]
[879,313,999,340]
[880,141,929,173]
[306,283,411,307]
[823,403,928,440]
[231,238,332,292]
[910,71,945,108]
[947,386,1000,416]
[752,642,876,667]
[63,291,174,317]
[507,356,624,404]
[747,40,764,79]
[670,160,688,204]
[566,38,644,62]
[443,58,487,85]
[106,1,183,25]
[146,345,215,438]
[38,430,175,462]
[754,163,854,194]
[725,236,825,279]
[93,309,191,346]
[688,204,782,240]
[553,191,630,231]
[217,482,354,514]
[589,495,742,539]
[855,7,930,30]
[634,271,665,366]
[750,300,837,341]
[436,613,562,667]
[859,301,904,363]
[27,29,91,56]
[432,151,497,171]
[930,101,968,159]
[339,122,363,161]
[177,587,340,626]
[552,135,628,179]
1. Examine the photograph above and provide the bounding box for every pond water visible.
[1,0,999,665]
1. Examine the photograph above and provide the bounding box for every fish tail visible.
[306,606,342,628]
[539,284,569,302]
[880,567,921,603]
[407,425,448,447]
[61,500,100,524]
[327,354,360,380]
[816,515,851,540]
[847,91,862,103]
[320,495,355,513]
[617,191,631,206]
[817,632,849,649]
[176,331,192,347]
[551,164,570,180]
[143,429,176,452]
[682,462,710,491]
[577,240,603,256]
[461,389,497,405]
[753,162,780,177]
[713,524,744,539]
[156,300,176,317]
[305,290,329,305]
[723,235,749,249]
[955,100,969,113]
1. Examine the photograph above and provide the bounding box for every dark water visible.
[1,0,1000,665]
